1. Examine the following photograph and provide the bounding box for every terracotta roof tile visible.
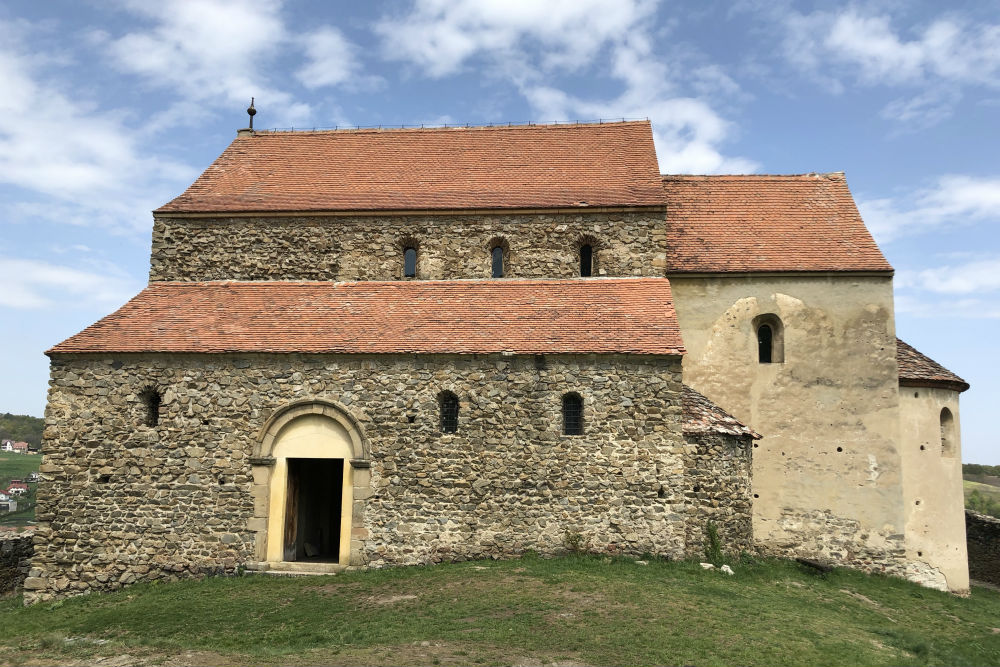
[663,174,892,273]
[897,338,969,392]
[49,279,685,356]
[682,385,759,438]
[156,121,665,213]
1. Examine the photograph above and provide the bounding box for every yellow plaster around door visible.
[266,414,355,566]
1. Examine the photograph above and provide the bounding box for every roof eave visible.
[152,204,668,217]
[899,378,971,393]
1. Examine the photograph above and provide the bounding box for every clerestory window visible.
[404,247,417,278]
[439,391,459,434]
[580,244,593,277]
[562,393,583,435]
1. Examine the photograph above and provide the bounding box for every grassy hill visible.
[963,464,1000,519]
[0,453,41,527]
[0,555,998,666]
[0,412,43,448]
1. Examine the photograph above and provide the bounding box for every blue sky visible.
[1,0,997,463]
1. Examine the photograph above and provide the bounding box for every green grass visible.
[0,453,41,526]
[0,555,998,666]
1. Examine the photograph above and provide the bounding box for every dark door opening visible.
[283,458,343,562]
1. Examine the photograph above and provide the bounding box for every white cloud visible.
[103,1,373,126]
[107,0,290,107]
[789,10,1000,88]
[377,0,757,173]
[858,175,1000,243]
[296,27,360,89]
[893,293,1000,320]
[897,258,1000,295]
[780,9,1000,128]
[880,89,957,131]
[0,258,139,310]
[375,0,658,78]
[0,26,196,234]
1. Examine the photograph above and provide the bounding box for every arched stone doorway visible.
[250,400,371,572]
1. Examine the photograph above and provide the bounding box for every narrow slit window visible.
[140,388,161,427]
[757,324,773,363]
[940,407,956,457]
[491,246,504,278]
[440,391,459,433]
[580,244,593,277]
[404,247,417,278]
[562,393,583,435]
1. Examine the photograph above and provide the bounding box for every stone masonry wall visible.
[148,211,667,282]
[0,531,34,595]
[682,433,753,558]
[966,510,1000,586]
[27,351,696,603]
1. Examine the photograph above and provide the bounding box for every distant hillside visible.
[963,463,1000,477]
[963,464,1000,519]
[0,413,44,447]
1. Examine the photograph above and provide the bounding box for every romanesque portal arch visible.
[252,400,371,570]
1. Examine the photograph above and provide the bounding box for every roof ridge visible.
[661,172,845,180]
[249,119,651,136]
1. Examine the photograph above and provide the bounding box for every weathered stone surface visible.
[682,433,753,557]
[149,212,667,282]
[967,510,1000,586]
[27,351,747,603]
[0,531,34,593]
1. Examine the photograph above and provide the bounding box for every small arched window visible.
[439,391,459,434]
[752,314,784,364]
[562,393,583,435]
[491,246,504,278]
[580,244,593,277]
[758,324,773,363]
[139,388,161,427]
[404,247,417,278]
[940,407,956,457]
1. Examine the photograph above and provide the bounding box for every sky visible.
[0,0,998,464]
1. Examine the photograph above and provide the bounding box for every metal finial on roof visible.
[247,97,256,130]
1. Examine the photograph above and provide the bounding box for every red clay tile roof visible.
[897,338,969,392]
[682,386,759,438]
[156,121,664,213]
[49,279,684,356]
[663,173,892,273]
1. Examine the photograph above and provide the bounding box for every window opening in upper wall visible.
[752,314,784,364]
[491,245,504,278]
[439,391,459,434]
[404,247,417,278]
[139,388,161,427]
[758,325,773,363]
[940,407,956,457]
[562,393,583,435]
[580,244,593,277]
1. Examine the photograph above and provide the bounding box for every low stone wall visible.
[966,510,1000,586]
[683,433,753,557]
[756,508,908,577]
[0,530,35,595]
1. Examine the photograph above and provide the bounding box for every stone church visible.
[25,120,969,603]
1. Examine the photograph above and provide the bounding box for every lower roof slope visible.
[49,278,684,356]
[662,173,892,273]
[682,386,759,438]
[897,338,969,392]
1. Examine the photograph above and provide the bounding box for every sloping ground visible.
[0,555,998,666]
[967,475,1000,489]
